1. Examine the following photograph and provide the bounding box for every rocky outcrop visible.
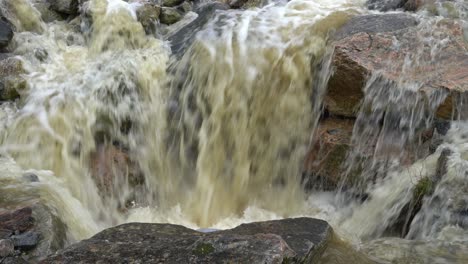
[43,218,332,263]
[0,56,26,101]
[0,20,13,50]
[326,14,468,119]
[0,203,67,262]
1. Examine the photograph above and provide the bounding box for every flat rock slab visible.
[42,217,332,263]
[326,14,468,119]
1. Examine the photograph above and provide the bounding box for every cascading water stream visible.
[0,0,467,262]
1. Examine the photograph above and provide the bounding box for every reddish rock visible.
[327,16,468,119]
[89,144,143,196]
[0,207,34,234]
[302,118,354,190]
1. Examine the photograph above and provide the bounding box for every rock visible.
[168,2,229,57]
[43,218,333,263]
[1,256,29,264]
[160,7,183,25]
[366,0,407,11]
[333,13,418,41]
[0,203,67,261]
[327,16,468,119]
[31,0,65,23]
[0,56,27,101]
[162,0,184,7]
[404,0,425,11]
[0,239,15,257]
[0,207,34,234]
[302,118,354,190]
[11,232,39,250]
[22,173,40,183]
[89,144,144,198]
[136,2,161,34]
[47,0,79,15]
[0,20,13,49]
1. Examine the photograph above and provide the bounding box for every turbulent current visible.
[0,0,467,263]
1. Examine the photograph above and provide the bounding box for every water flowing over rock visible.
[0,0,467,263]
[326,14,468,119]
[43,218,332,263]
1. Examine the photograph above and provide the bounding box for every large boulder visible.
[43,218,333,263]
[0,20,13,50]
[326,14,468,119]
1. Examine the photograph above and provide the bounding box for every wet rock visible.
[302,118,354,190]
[11,232,39,250]
[160,7,183,25]
[327,16,467,119]
[0,207,34,234]
[89,144,144,196]
[0,57,27,101]
[32,0,65,23]
[43,218,333,263]
[48,0,79,15]
[1,256,29,264]
[136,2,161,34]
[0,203,67,261]
[403,0,424,11]
[0,20,13,49]
[22,173,40,183]
[168,2,229,57]
[0,239,15,257]
[366,0,407,11]
[162,0,184,7]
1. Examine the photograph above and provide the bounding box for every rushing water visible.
[0,0,467,263]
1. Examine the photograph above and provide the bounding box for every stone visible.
[160,7,183,25]
[0,203,67,261]
[11,232,39,250]
[47,0,79,15]
[22,173,40,183]
[0,56,27,101]
[136,2,161,34]
[89,144,144,197]
[31,0,65,23]
[0,20,13,49]
[43,218,333,263]
[0,239,14,257]
[327,15,468,119]
[162,0,184,7]
[302,118,354,190]
[168,2,229,57]
[366,0,407,11]
[0,207,34,234]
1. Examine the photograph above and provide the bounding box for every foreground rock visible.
[43,218,332,263]
[326,14,468,119]
[0,203,67,262]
